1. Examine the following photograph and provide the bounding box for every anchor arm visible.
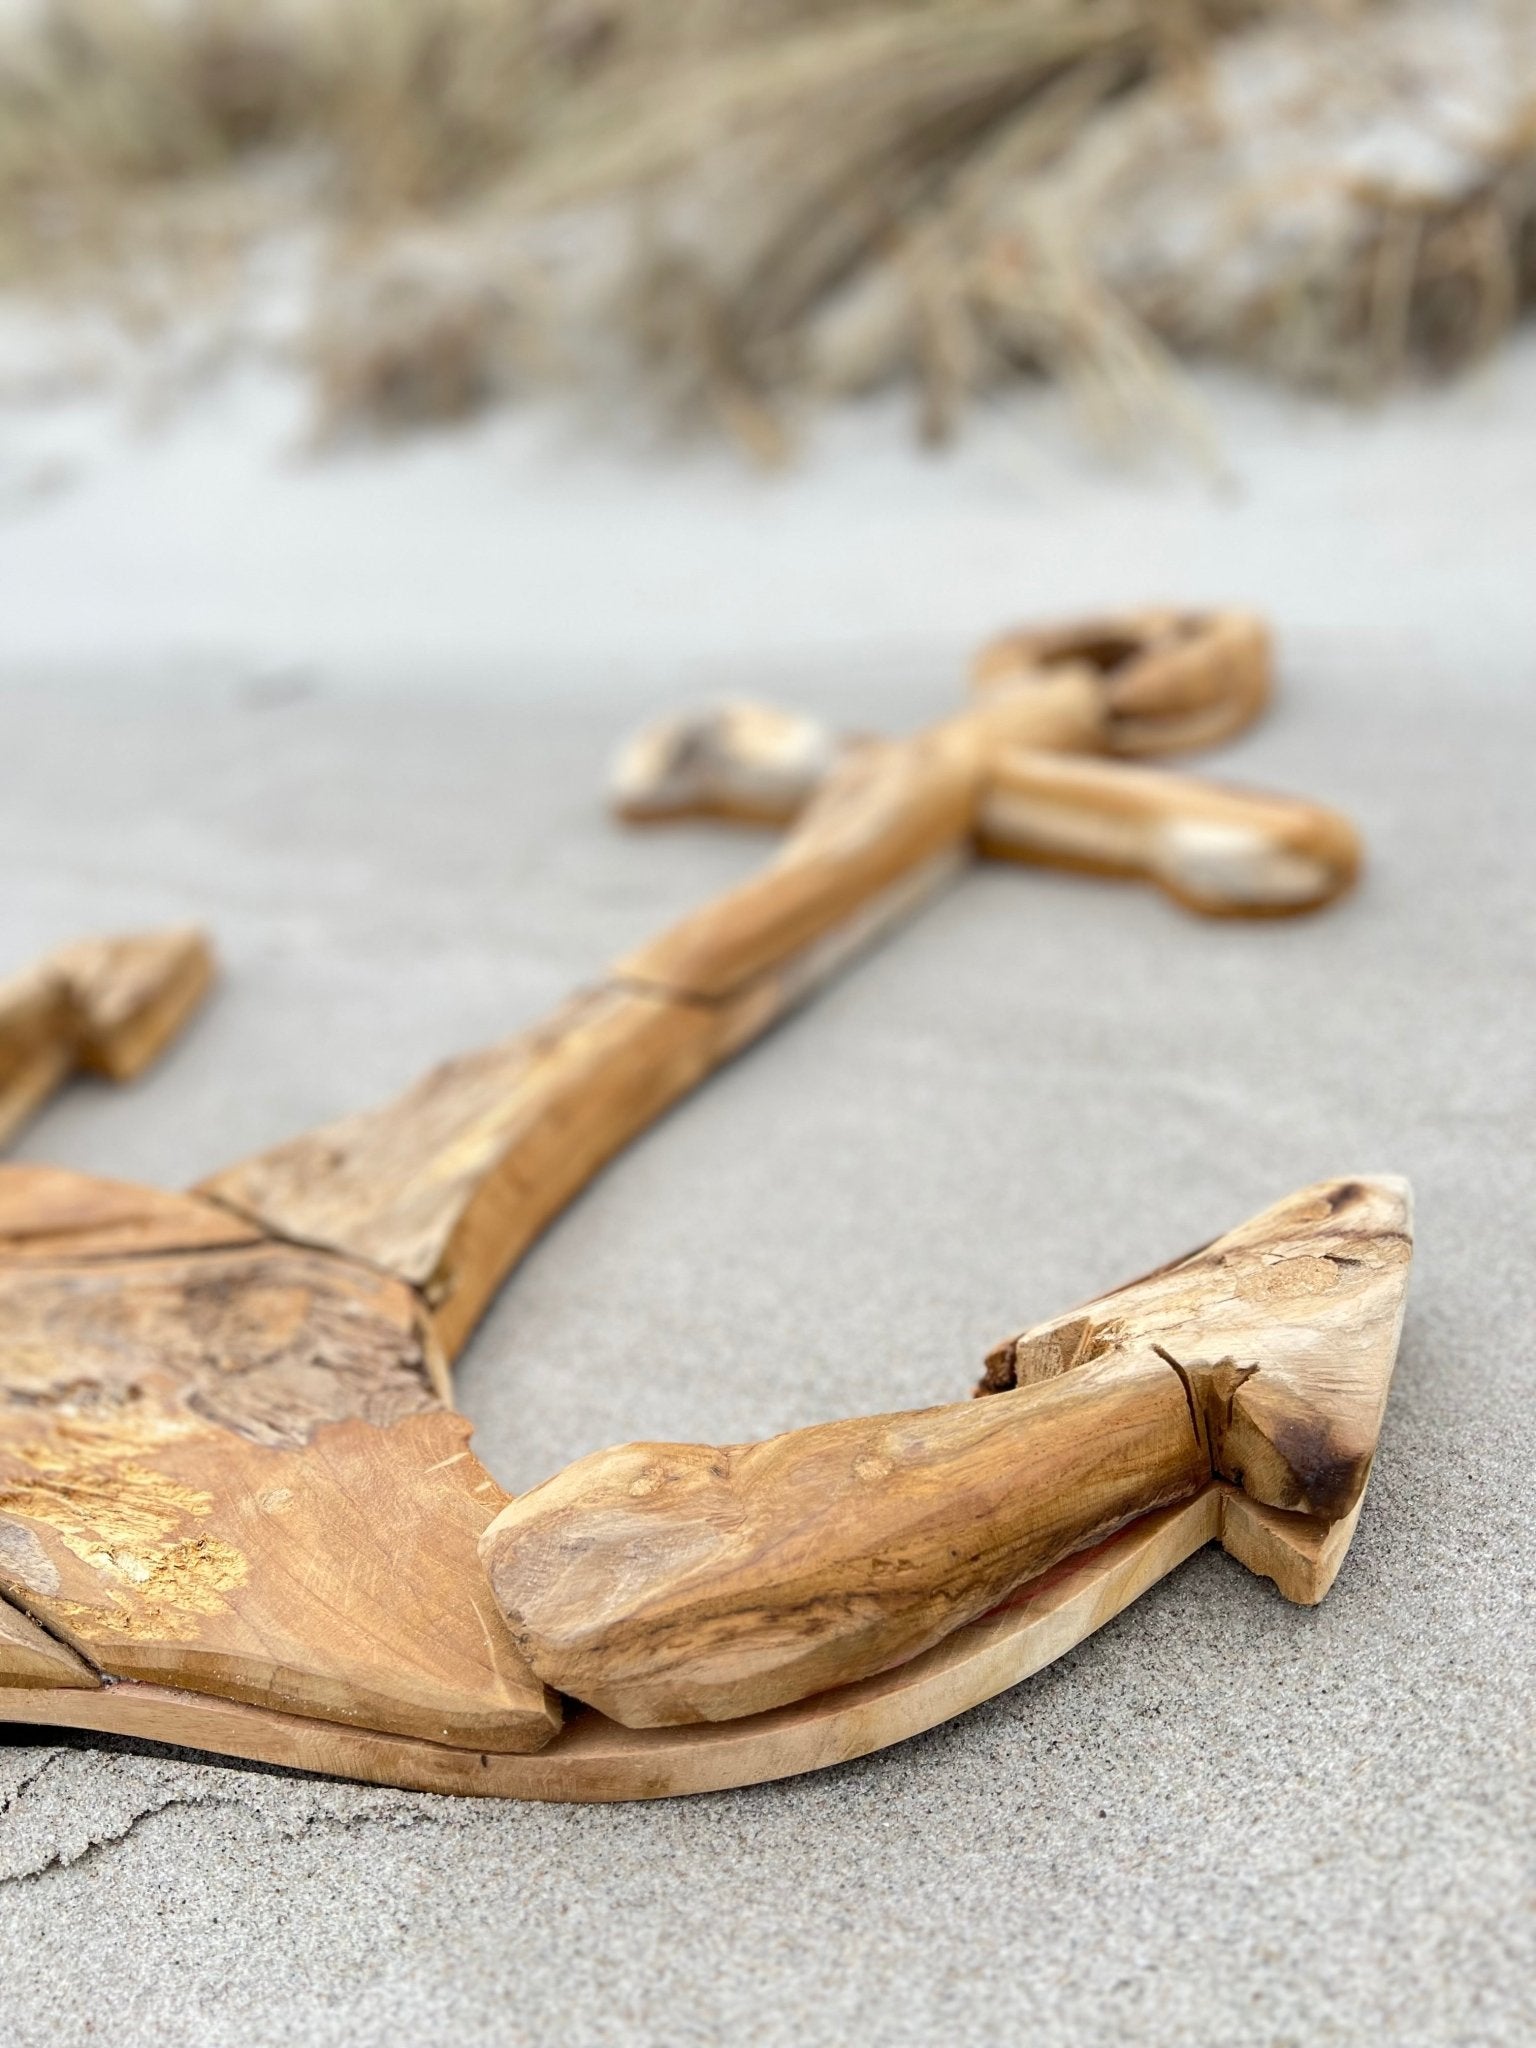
[481,1347,1210,1728]
[0,927,214,1146]
[480,1177,1412,1728]
[978,750,1359,915]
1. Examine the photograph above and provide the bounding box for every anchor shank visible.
[200,673,1103,1355]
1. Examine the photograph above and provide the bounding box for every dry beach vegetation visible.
[0,0,1532,452]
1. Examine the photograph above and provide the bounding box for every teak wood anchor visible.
[0,610,1411,1800]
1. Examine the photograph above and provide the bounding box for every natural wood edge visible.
[69,930,216,1081]
[0,1593,101,1690]
[427,850,967,1357]
[0,1496,1216,1799]
[981,1176,1411,1524]
[614,676,1101,1005]
[1218,1480,1367,1604]
[971,609,1271,757]
[977,751,1362,918]
[0,652,1384,1799]
[0,1046,72,1151]
[610,701,842,826]
[199,851,963,1364]
[480,1348,1213,1727]
[0,928,215,1147]
[0,1475,1377,1799]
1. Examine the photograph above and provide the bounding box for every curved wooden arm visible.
[479,1177,1411,1728]
[482,1349,1208,1727]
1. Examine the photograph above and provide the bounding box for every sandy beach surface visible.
[1,345,1532,2045]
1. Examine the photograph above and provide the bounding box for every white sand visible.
[0,346,1532,2045]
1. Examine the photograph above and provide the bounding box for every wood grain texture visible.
[978,750,1361,915]
[0,1478,1382,1791]
[1219,1483,1366,1605]
[200,844,962,1361]
[972,608,1270,756]
[0,1494,1224,1799]
[0,1163,264,1265]
[0,639,1397,1797]
[0,1239,450,1444]
[0,1164,558,1751]
[0,1590,100,1688]
[482,1176,1410,1729]
[200,984,774,1359]
[481,1348,1210,1726]
[981,1175,1413,1520]
[0,1174,1406,1785]
[0,1405,555,1748]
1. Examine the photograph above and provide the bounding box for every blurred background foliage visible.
[1,0,1531,453]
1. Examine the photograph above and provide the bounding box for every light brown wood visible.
[46,927,215,1080]
[0,1483,1373,1798]
[1219,1484,1366,1606]
[0,1162,263,1264]
[481,1175,1409,1727]
[971,608,1271,755]
[200,845,972,1359]
[0,1405,555,1750]
[200,985,774,1360]
[201,635,1338,1370]
[0,619,1400,1799]
[981,1175,1412,1520]
[0,1163,558,1751]
[482,1348,1210,1726]
[608,610,1272,834]
[0,1170,1407,1788]
[618,673,1103,1002]
[612,700,841,826]
[0,1496,1221,1797]
[0,1590,100,1689]
[605,655,1350,923]
[977,749,1361,914]
[204,672,1104,1355]
[0,927,214,1145]
[0,964,73,1148]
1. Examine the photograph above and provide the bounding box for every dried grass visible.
[0,0,1532,451]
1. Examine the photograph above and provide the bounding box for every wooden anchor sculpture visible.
[0,611,1411,1799]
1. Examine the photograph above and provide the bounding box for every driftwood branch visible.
[479,1178,1411,1727]
[978,749,1359,914]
